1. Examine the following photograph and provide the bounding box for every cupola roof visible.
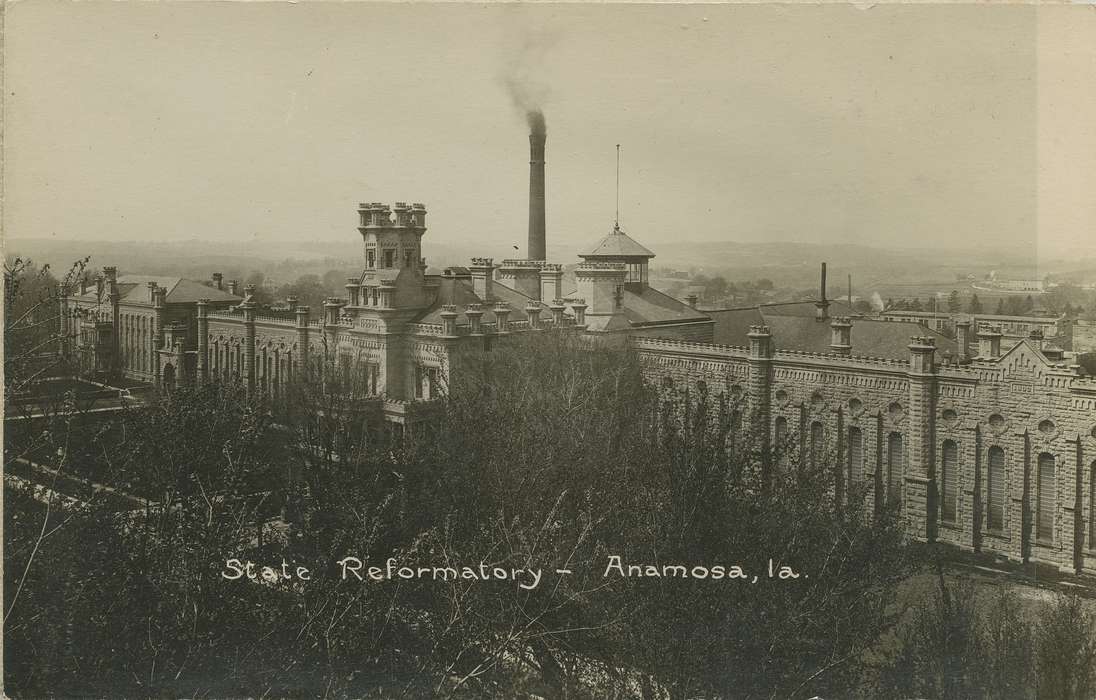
[580,223,655,259]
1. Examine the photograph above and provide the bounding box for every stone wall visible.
[634,333,1096,574]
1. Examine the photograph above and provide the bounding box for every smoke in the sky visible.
[500,28,557,136]
[526,108,546,137]
[503,72,548,136]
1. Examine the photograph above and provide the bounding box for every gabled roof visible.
[75,275,241,305]
[580,224,655,259]
[993,336,1057,372]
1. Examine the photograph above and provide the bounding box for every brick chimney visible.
[830,317,852,356]
[978,325,1003,359]
[955,318,972,360]
[469,258,495,301]
[540,264,563,302]
[528,127,546,260]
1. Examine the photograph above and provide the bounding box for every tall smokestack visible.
[527,110,546,261]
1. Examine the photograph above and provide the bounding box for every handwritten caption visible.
[222,555,806,590]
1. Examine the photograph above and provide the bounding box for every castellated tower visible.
[354,202,431,310]
[358,202,427,274]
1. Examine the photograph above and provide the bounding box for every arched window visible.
[1036,453,1056,543]
[941,440,958,523]
[987,446,1006,531]
[847,427,863,488]
[810,422,824,469]
[887,433,904,505]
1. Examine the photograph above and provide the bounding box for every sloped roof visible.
[75,275,241,305]
[412,277,540,325]
[582,312,634,332]
[852,320,959,358]
[708,307,766,346]
[559,283,709,328]
[619,286,710,325]
[580,224,655,259]
[706,300,958,360]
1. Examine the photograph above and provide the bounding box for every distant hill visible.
[6,236,1079,298]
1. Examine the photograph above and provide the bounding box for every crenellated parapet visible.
[499,259,547,269]
[357,202,428,230]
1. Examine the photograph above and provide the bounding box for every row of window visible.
[118,315,156,375]
[365,247,416,270]
[780,417,1095,547]
[207,343,387,397]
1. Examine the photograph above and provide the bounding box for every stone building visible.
[63,201,1096,575]
[60,90,1096,579]
[638,323,1096,574]
[64,201,706,425]
[62,269,241,384]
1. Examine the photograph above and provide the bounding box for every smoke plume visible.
[500,28,556,136]
[527,108,546,137]
[503,71,548,136]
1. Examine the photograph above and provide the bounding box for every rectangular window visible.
[384,250,395,268]
[941,440,958,523]
[847,427,863,488]
[987,447,1005,531]
[339,354,352,385]
[367,363,379,395]
[810,422,824,470]
[367,250,376,268]
[887,433,904,506]
[1037,453,1055,543]
[415,366,425,399]
[774,417,788,468]
[405,251,414,268]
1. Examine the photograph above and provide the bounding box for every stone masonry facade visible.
[635,329,1096,575]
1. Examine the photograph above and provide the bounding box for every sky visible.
[5,2,1096,264]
